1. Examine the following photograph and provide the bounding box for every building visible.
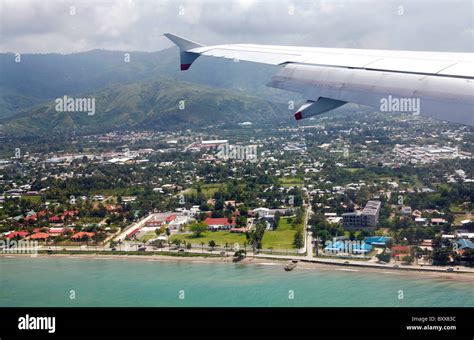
[342,200,381,229]
[364,236,391,247]
[203,217,236,230]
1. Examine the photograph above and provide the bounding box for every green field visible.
[140,230,159,242]
[22,195,42,203]
[170,231,247,247]
[262,217,300,250]
[182,184,224,198]
[279,177,304,187]
[344,168,362,173]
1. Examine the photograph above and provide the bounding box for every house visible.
[49,215,63,223]
[456,239,474,255]
[30,232,50,240]
[71,232,95,240]
[5,231,29,239]
[203,217,236,230]
[62,210,79,219]
[251,208,273,218]
[48,227,66,236]
[391,245,411,260]
[419,239,433,250]
[431,218,447,226]
[415,217,428,226]
[400,206,412,215]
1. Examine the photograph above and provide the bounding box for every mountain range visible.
[0,48,300,136]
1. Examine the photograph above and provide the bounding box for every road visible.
[113,213,157,242]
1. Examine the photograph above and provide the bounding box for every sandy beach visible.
[2,252,474,282]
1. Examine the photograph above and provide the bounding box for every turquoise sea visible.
[1,257,473,307]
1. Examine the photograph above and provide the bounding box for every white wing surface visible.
[164,33,473,126]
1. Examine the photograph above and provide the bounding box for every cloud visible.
[0,0,472,53]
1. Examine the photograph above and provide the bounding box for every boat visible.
[284,260,298,271]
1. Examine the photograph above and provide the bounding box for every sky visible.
[0,0,472,54]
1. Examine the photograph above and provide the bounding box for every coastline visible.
[2,252,474,282]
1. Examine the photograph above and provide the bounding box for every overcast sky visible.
[1,0,472,54]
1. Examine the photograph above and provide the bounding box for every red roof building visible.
[5,231,30,239]
[71,232,95,240]
[24,215,38,222]
[204,217,236,229]
[62,210,79,219]
[49,216,63,223]
[391,245,411,255]
[37,210,50,218]
[30,232,50,240]
[127,228,141,238]
[165,214,177,222]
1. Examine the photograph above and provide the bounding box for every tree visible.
[172,239,182,248]
[190,222,207,237]
[293,229,304,249]
[431,248,451,265]
[273,211,281,230]
[251,220,266,249]
[233,249,246,261]
[208,240,216,252]
[376,252,391,263]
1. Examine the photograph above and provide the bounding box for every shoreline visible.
[2,252,474,281]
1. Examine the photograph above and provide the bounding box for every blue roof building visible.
[351,242,373,254]
[457,239,474,250]
[364,236,390,247]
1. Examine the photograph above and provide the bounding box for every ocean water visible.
[1,257,473,307]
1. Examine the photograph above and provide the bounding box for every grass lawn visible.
[89,188,144,197]
[344,168,362,173]
[262,217,300,250]
[343,230,362,238]
[170,231,247,247]
[454,213,472,226]
[182,183,224,198]
[279,177,304,187]
[140,230,158,242]
[22,195,42,203]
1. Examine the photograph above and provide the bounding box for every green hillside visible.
[2,77,284,136]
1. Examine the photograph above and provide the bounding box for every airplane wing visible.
[164,33,473,126]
